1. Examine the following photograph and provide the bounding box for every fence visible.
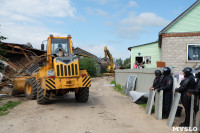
[115,68,162,93]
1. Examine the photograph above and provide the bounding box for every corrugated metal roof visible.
[1,42,45,55]
[73,47,102,64]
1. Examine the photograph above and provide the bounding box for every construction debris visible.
[0,72,3,82]
[104,84,115,87]
[0,94,8,98]
[0,42,46,93]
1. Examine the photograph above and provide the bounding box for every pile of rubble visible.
[0,42,46,94]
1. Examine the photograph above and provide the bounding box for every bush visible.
[124,64,131,69]
[101,67,107,73]
[79,57,98,77]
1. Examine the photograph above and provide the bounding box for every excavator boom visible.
[104,46,114,73]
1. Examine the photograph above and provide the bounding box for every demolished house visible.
[0,43,105,93]
[0,42,45,93]
[73,47,103,73]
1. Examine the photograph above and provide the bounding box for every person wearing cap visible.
[157,67,173,119]
[149,70,162,91]
[175,67,196,127]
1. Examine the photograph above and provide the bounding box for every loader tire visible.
[75,87,89,103]
[37,80,49,104]
[24,77,37,100]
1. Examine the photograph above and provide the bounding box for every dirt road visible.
[0,77,174,133]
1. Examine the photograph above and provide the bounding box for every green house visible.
[128,41,161,68]
[160,1,200,34]
[159,0,200,72]
[128,0,200,72]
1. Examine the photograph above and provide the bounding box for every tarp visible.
[129,91,147,102]
[123,75,137,96]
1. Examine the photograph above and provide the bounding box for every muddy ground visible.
[0,77,183,133]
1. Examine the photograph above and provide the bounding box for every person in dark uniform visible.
[187,71,200,128]
[149,70,162,91]
[157,67,173,119]
[175,67,196,127]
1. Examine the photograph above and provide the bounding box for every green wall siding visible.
[164,2,200,33]
[131,42,161,68]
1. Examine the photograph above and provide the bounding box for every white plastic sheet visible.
[129,91,146,102]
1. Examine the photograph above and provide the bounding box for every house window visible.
[187,44,200,62]
[135,56,151,64]
[144,56,151,64]
[135,56,143,64]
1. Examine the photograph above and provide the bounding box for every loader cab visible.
[46,35,73,57]
[51,39,70,57]
[46,35,73,60]
[44,35,76,70]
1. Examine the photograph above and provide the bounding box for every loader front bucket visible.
[12,77,29,95]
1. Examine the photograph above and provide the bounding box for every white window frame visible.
[187,44,200,62]
[135,56,152,64]
[144,56,152,64]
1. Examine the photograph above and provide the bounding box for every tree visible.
[0,25,7,72]
[0,36,6,41]
[123,57,131,69]
[115,58,123,67]
[0,25,7,42]
[79,57,98,77]
[0,25,7,56]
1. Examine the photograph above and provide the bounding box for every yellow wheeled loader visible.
[13,35,91,104]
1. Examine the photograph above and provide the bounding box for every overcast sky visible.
[0,0,197,59]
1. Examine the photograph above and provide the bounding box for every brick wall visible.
[161,36,200,73]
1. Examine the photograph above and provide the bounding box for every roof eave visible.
[128,41,158,50]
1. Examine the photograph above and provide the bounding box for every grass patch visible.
[140,103,147,108]
[111,80,155,113]
[139,103,155,114]
[111,80,124,95]
[0,100,21,116]
[110,80,115,84]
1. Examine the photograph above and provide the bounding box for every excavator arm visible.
[104,46,114,73]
